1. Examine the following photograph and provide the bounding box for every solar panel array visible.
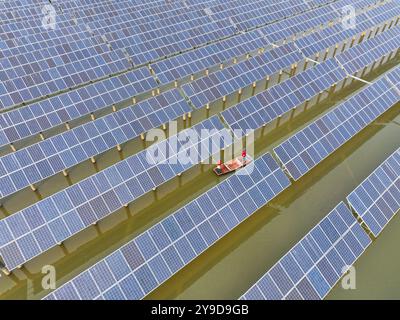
[240,202,372,300]
[261,5,339,44]
[294,0,400,59]
[0,68,158,148]
[0,0,399,301]
[0,116,232,271]
[336,25,400,74]
[150,30,270,84]
[0,89,191,199]
[386,66,400,89]
[347,148,400,237]
[221,59,347,137]
[274,77,400,181]
[43,152,291,300]
[182,43,304,109]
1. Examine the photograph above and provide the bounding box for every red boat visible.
[213,151,252,176]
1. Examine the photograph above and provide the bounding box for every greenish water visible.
[0,61,399,300]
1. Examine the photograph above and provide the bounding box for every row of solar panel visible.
[347,148,400,237]
[221,59,347,137]
[0,89,191,199]
[295,0,400,58]
[336,25,400,74]
[42,152,291,300]
[0,67,158,148]
[0,47,132,110]
[221,22,399,137]
[0,116,232,271]
[240,202,372,300]
[181,43,304,109]
[274,75,400,181]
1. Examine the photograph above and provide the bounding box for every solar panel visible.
[240,202,371,300]
[385,66,400,90]
[0,42,132,109]
[0,116,232,271]
[294,0,400,59]
[336,25,400,75]
[221,59,347,138]
[330,0,381,11]
[347,148,400,237]
[261,5,339,44]
[181,43,304,109]
[151,3,342,85]
[0,89,191,199]
[0,1,60,24]
[203,0,310,32]
[0,68,158,148]
[0,23,102,58]
[43,152,291,300]
[150,30,270,84]
[274,75,400,181]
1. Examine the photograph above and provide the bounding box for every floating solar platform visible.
[240,202,372,300]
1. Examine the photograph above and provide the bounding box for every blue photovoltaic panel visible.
[0,22,104,58]
[330,0,381,11]
[0,89,191,198]
[293,0,400,60]
[43,152,291,300]
[0,41,131,109]
[150,30,270,84]
[274,76,400,180]
[111,0,310,66]
[0,68,158,148]
[181,43,304,109]
[240,202,371,300]
[206,0,310,32]
[221,59,347,137]
[261,5,339,44]
[386,66,400,90]
[347,148,400,237]
[0,116,232,271]
[336,25,400,74]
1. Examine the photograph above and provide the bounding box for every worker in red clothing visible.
[216,159,223,174]
[242,150,247,166]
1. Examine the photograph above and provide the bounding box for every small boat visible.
[213,152,252,176]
